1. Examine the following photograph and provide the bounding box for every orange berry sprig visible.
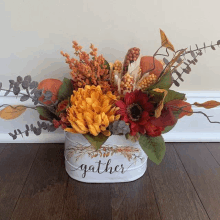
[123,47,140,75]
[61,41,111,93]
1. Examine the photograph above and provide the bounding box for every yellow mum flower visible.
[65,85,120,136]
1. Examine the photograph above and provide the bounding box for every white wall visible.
[1,0,220,91]
[1,0,220,142]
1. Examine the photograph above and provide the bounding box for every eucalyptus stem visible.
[0,88,57,114]
[0,88,29,97]
[26,88,30,96]
[183,43,219,56]
[0,104,37,110]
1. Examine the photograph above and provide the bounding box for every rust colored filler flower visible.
[65,85,120,136]
[61,41,114,93]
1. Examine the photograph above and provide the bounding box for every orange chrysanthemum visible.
[65,85,120,136]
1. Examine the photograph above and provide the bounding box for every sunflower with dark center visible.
[115,90,164,137]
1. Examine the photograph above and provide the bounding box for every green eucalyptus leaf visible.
[139,134,166,165]
[84,133,109,150]
[58,78,74,102]
[22,80,29,89]
[164,90,185,104]
[24,75,31,83]
[17,76,23,83]
[8,132,17,140]
[13,86,20,95]
[29,81,38,89]
[20,95,29,102]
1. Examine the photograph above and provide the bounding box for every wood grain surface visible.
[0,142,219,220]
[149,143,209,220]
[61,179,112,220]
[0,143,6,155]
[0,143,39,220]
[174,142,220,220]
[10,144,68,220]
[110,169,161,220]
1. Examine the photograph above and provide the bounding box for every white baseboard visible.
[0,91,220,143]
[164,133,220,142]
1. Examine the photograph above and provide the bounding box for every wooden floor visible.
[0,143,220,220]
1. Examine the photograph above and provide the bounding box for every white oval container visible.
[64,131,148,183]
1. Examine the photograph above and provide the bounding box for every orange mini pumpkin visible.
[140,56,163,78]
[37,78,63,105]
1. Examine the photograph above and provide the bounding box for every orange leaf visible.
[165,100,193,119]
[194,100,220,109]
[160,29,175,52]
[152,88,168,118]
[0,105,26,120]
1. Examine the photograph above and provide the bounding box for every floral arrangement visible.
[1,30,220,165]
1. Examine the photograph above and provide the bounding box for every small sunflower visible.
[65,85,120,136]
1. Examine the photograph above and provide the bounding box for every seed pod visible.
[110,60,123,85]
[113,60,123,72]
[137,73,157,91]
[120,73,134,94]
[123,47,140,76]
